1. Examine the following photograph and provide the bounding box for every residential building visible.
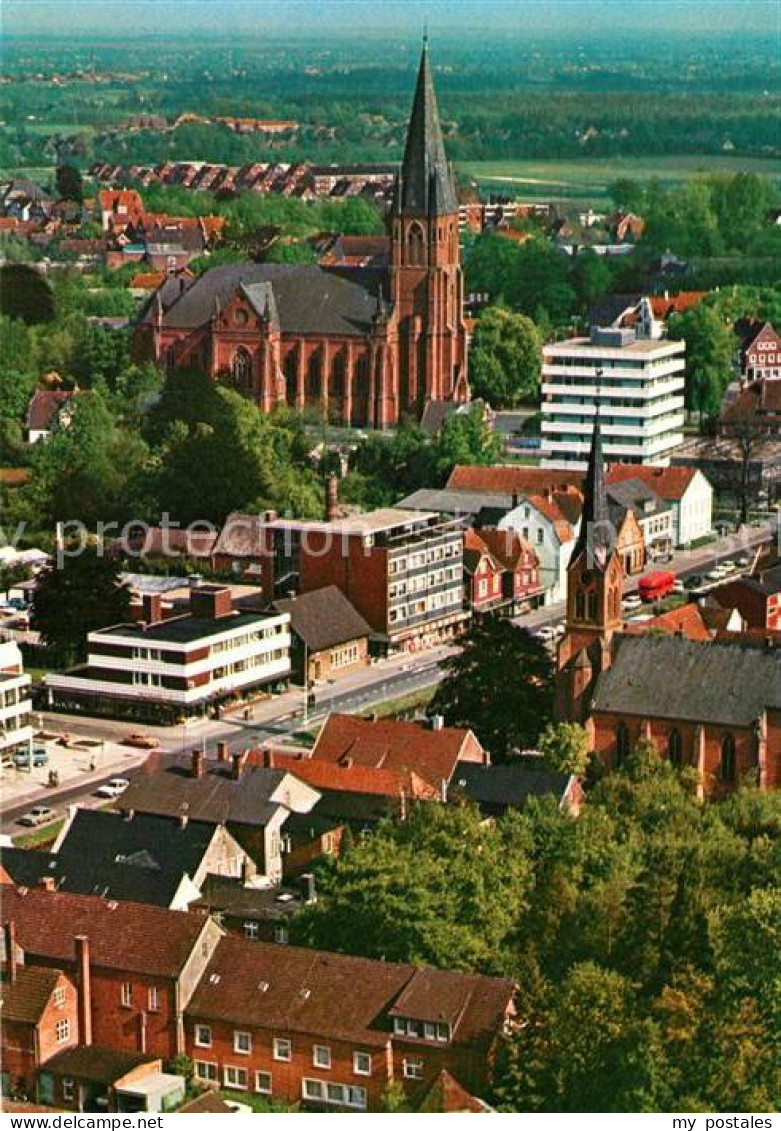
[137,45,469,429]
[116,747,322,883]
[0,638,33,762]
[2,807,252,910]
[26,388,81,444]
[606,478,673,565]
[44,585,291,724]
[735,318,780,383]
[463,529,544,615]
[708,563,781,632]
[606,463,713,547]
[463,530,504,614]
[541,325,686,468]
[262,509,467,652]
[446,464,585,495]
[271,587,372,684]
[307,712,487,793]
[450,762,583,817]
[1,885,223,1061]
[184,935,515,1109]
[495,491,581,604]
[39,1049,183,1114]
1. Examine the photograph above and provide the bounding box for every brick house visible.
[463,529,504,614]
[184,936,515,1109]
[464,529,544,615]
[1,925,79,1099]
[1,885,223,1060]
[708,563,781,632]
[272,586,372,684]
[735,318,780,383]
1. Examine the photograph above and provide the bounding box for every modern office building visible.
[541,326,686,469]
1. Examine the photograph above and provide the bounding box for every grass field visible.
[458,155,781,202]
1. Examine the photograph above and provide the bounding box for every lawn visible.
[458,155,781,203]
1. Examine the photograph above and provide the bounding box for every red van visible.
[638,570,676,602]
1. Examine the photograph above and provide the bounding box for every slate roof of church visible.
[144,262,386,337]
[592,634,781,726]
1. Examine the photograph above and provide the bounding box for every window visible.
[62,1079,74,1101]
[234,1031,252,1055]
[53,987,66,1008]
[232,346,253,391]
[194,1061,218,1083]
[303,1079,325,1101]
[255,1071,272,1095]
[195,1024,212,1048]
[120,982,132,1008]
[424,1022,436,1040]
[536,528,544,544]
[348,1086,368,1109]
[224,1065,248,1090]
[313,1045,331,1069]
[403,1058,424,1079]
[244,921,259,940]
[668,728,683,768]
[721,734,737,783]
[575,591,586,619]
[327,1083,343,1103]
[148,986,160,1013]
[274,1037,292,1061]
[55,1018,71,1044]
[436,1023,449,1042]
[274,926,289,945]
[340,1048,367,1079]
[615,722,630,767]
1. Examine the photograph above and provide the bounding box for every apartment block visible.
[0,638,33,760]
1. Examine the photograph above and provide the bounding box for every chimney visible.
[325,473,339,523]
[39,876,57,892]
[216,740,230,764]
[191,585,233,621]
[191,749,204,779]
[511,493,520,509]
[4,920,18,983]
[430,714,444,732]
[301,873,317,904]
[141,592,162,625]
[231,751,246,781]
[75,935,92,1046]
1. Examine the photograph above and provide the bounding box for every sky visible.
[3,0,778,40]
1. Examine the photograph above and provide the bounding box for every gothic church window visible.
[232,347,253,391]
[720,734,736,783]
[616,722,630,766]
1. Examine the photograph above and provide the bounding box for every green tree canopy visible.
[0,264,56,325]
[32,548,131,665]
[469,306,542,407]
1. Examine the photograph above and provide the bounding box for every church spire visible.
[399,41,458,217]
[572,381,612,569]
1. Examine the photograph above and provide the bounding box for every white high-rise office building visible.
[541,325,686,469]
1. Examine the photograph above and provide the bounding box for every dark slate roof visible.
[143,262,386,337]
[0,847,57,888]
[42,1046,157,1084]
[47,809,219,906]
[398,44,458,217]
[606,478,670,519]
[97,608,271,645]
[119,757,292,827]
[273,586,371,652]
[593,635,781,726]
[197,874,303,921]
[571,409,612,568]
[397,487,513,518]
[588,292,640,328]
[451,762,571,813]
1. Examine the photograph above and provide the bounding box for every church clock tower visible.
[390,41,469,415]
[556,407,623,722]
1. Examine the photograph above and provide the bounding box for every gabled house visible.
[117,747,322,882]
[272,586,372,684]
[606,477,673,565]
[735,318,780,383]
[493,489,582,604]
[1,885,223,1060]
[606,463,713,547]
[184,935,515,1109]
[463,530,505,615]
[26,389,81,444]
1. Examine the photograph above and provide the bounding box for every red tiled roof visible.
[447,465,585,494]
[98,189,144,216]
[187,935,514,1049]
[26,389,78,432]
[649,291,707,318]
[474,528,538,573]
[722,379,781,424]
[3,886,215,978]
[310,713,486,789]
[0,966,64,1025]
[624,602,713,643]
[130,271,165,289]
[606,463,699,501]
[418,1069,489,1113]
[253,749,438,801]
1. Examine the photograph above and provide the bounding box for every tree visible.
[720,395,775,525]
[295,802,533,973]
[571,249,612,311]
[538,721,591,777]
[427,618,554,760]
[32,549,131,665]
[469,306,542,407]
[668,304,736,419]
[55,163,83,204]
[0,264,55,325]
[432,405,502,480]
[608,178,645,212]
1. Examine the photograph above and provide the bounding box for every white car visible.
[622,594,643,611]
[95,777,130,799]
[706,566,726,581]
[672,580,686,594]
[534,626,557,641]
[720,560,737,573]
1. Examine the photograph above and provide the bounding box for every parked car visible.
[737,554,753,569]
[672,580,686,594]
[14,746,48,768]
[622,594,643,611]
[684,574,704,590]
[123,732,160,750]
[17,805,56,827]
[534,626,557,641]
[706,566,726,581]
[720,560,737,573]
[95,777,130,799]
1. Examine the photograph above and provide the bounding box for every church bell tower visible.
[390,41,468,416]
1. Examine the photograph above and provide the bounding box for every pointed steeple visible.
[572,389,612,569]
[399,42,458,217]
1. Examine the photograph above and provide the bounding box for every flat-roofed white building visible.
[0,638,33,758]
[541,326,686,469]
[45,585,291,724]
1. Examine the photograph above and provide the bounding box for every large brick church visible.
[140,44,469,428]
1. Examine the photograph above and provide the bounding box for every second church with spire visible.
[143,42,469,429]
